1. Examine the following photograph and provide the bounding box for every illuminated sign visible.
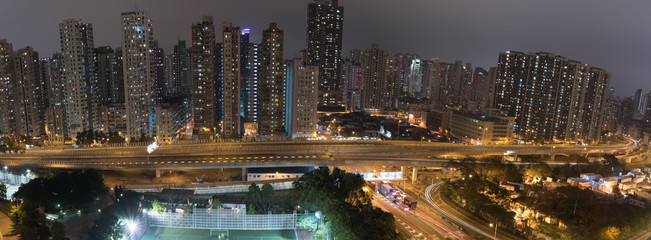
[357,173,375,179]
[147,141,159,154]
[358,172,403,180]
[379,172,403,180]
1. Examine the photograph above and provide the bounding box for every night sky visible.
[1,0,649,96]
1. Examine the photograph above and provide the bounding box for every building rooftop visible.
[248,166,315,174]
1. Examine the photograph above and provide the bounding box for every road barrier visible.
[129,181,294,195]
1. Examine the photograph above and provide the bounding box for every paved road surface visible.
[0,211,18,240]
[425,181,522,240]
[372,191,470,240]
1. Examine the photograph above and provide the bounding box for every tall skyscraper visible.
[191,16,217,139]
[0,39,17,135]
[169,40,191,96]
[493,51,610,143]
[306,0,344,108]
[221,23,241,137]
[633,88,643,114]
[259,23,285,137]
[493,51,528,132]
[361,44,388,111]
[121,11,156,139]
[567,66,610,141]
[153,41,165,104]
[59,19,97,137]
[240,29,260,124]
[468,67,492,110]
[407,58,422,97]
[342,59,363,110]
[420,59,437,101]
[286,59,319,138]
[620,97,635,123]
[14,47,46,137]
[96,46,124,104]
[41,53,67,143]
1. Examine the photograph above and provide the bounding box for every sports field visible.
[141,227,297,240]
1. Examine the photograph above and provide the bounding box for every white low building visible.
[246,167,315,181]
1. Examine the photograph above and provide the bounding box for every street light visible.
[397,119,401,140]
[126,220,138,234]
[490,223,498,239]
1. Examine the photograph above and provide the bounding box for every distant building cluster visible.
[0,0,622,145]
[565,169,651,208]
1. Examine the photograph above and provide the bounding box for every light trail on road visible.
[372,190,471,240]
[425,181,498,240]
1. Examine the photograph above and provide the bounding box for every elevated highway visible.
[0,140,636,170]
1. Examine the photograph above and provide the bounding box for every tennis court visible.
[141,227,297,240]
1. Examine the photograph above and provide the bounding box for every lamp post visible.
[490,223,498,239]
[396,119,401,140]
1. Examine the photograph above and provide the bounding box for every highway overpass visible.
[0,140,636,170]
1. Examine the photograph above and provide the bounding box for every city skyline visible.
[1,0,649,96]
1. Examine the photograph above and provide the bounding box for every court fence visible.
[145,206,298,230]
[0,172,32,186]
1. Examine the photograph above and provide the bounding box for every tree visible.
[245,183,264,212]
[51,221,69,240]
[0,183,6,200]
[601,226,621,240]
[0,136,26,154]
[293,167,403,240]
[261,183,275,212]
[107,132,124,144]
[523,162,552,183]
[89,211,123,240]
[90,190,141,240]
[14,169,108,212]
[133,133,154,143]
[211,197,223,209]
[151,199,164,213]
[9,201,52,239]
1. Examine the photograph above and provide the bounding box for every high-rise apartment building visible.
[240,29,260,124]
[603,99,620,131]
[306,0,344,108]
[493,51,610,143]
[420,59,437,101]
[0,40,17,135]
[634,88,643,115]
[191,16,217,139]
[42,53,66,143]
[259,23,285,137]
[360,44,388,111]
[121,11,156,139]
[96,46,124,104]
[494,51,528,131]
[342,59,363,110]
[620,97,635,124]
[286,59,319,139]
[169,40,191,96]
[407,59,422,97]
[59,19,97,137]
[153,41,165,104]
[567,66,610,141]
[14,47,46,137]
[221,23,241,137]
